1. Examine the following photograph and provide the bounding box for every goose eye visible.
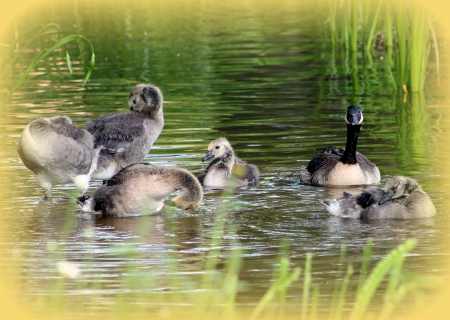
[133,99,137,104]
[215,145,220,149]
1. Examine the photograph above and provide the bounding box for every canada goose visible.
[86,84,164,181]
[198,137,259,188]
[299,105,380,186]
[323,176,436,219]
[80,163,203,217]
[17,116,101,198]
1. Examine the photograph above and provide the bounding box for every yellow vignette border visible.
[0,0,450,319]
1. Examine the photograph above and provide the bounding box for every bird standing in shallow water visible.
[86,84,164,181]
[299,105,380,186]
[17,115,101,198]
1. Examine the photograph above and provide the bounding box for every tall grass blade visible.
[250,256,300,320]
[349,239,417,320]
[301,253,313,320]
[334,264,354,320]
[429,20,440,84]
[310,286,320,320]
[329,243,347,318]
[66,51,73,75]
[356,239,373,295]
[364,0,382,51]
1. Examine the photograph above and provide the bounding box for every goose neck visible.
[340,124,360,165]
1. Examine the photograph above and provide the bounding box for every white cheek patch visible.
[357,113,364,125]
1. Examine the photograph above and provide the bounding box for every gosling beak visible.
[378,193,391,205]
[202,151,214,162]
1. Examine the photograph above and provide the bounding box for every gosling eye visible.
[133,99,137,104]
[215,145,220,149]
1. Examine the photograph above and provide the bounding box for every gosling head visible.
[202,137,233,162]
[379,176,419,205]
[345,105,363,126]
[128,84,163,114]
[172,197,202,212]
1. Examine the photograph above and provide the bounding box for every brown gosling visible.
[198,137,259,188]
[323,176,436,219]
[86,84,164,181]
[80,163,203,217]
[299,105,380,186]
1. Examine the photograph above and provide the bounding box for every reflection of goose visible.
[299,105,380,186]
[86,84,164,180]
[198,137,259,188]
[323,176,436,219]
[17,116,101,198]
[81,163,203,217]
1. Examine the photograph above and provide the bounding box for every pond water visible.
[1,0,449,317]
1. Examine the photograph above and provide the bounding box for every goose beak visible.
[378,193,391,205]
[349,114,359,125]
[202,151,214,162]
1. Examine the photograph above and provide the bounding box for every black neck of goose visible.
[340,124,360,165]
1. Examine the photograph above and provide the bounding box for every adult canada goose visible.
[86,84,164,181]
[198,137,259,188]
[323,176,436,219]
[299,105,380,186]
[80,163,203,217]
[17,116,102,198]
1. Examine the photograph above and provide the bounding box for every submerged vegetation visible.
[0,23,95,103]
[319,0,441,92]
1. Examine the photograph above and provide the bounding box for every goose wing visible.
[86,112,145,150]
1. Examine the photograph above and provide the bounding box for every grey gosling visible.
[17,115,101,198]
[198,137,259,188]
[80,163,203,217]
[299,105,380,186]
[86,84,164,181]
[323,176,436,219]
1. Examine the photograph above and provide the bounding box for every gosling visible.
[323,176,436,219]
[86,84,164,181]
[198,137,259,188]
[299,105,380,186]
[17,115,101,198]
[80,163,203,217]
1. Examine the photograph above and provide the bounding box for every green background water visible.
[1,0,449,315]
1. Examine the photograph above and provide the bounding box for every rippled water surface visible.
[1,0,449,315]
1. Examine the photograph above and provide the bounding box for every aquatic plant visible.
[0,23,95,102]
[320,0,441,92]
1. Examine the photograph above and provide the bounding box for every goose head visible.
[202,137,233,162]
[128,84,163,115]
[345,105,363,126]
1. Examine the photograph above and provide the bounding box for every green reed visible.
[0,23,95,102]
[320,0,441,92]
